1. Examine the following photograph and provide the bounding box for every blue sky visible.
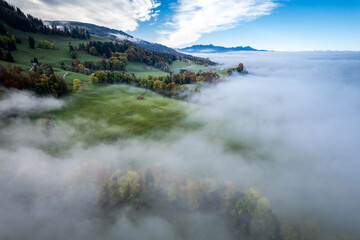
[130,0,360,51]
[9,0,360,51]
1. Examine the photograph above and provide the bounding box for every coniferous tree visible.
[3,50,14,62]
[0,22,6,35]
[28,36,35,48]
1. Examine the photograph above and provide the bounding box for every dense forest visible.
[84,40,215,73]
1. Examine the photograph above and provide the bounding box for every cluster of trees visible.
[125,42,176,72]
[89,70,135,84]
[98,166,280,240]
[225,63,246,75]
[0,24,20,62]
[179,54,217,66]
[84,40,177,72]
[0,35,18,50]
[0,35,18,62]
[0,65,68,97]
[83,40,216,71]
[85,41,128,58]
[0,48,13,62]
[99,165,347,240]
[60,54,127,74]
[35,39,57,50]
[68,42,77,59]
[67,26,89,40]
[89,70,181,98]
[228,188,280,239]
[89,70,220,99]
[0,0,89,39]
[84,53,127,71]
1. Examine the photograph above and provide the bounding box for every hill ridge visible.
[179,44,266,53]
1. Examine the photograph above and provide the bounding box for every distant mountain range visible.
[178,44,266,53]
[45,21,180,55]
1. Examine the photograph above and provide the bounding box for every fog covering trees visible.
[0,51,360,240]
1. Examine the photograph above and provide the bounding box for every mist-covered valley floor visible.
[1,51,360,240]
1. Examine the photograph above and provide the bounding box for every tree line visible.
[0,34,18,62]
[225,63,247,75]
[0,21,21,62]
[98,164,350,240]
[98,166,280,240]
[0,65,68,97]
[84,40,217,73]
[89,70,220,99]
[84,40,176,72]
[60,53,127,74]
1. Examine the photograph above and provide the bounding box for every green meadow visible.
[0,23,170,79]
[44,85,199,145]
[126,62,169,77]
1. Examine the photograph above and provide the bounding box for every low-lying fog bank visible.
[191,51,360,236]
[0,51,359,239]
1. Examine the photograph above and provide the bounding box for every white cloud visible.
[158,0,278,47]
[7,0,160,31]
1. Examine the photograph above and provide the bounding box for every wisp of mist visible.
[1,51,360,239]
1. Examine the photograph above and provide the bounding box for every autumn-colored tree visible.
[237,63,244,72]
[107,170,140,206]
[186,179,201,211]
[73,79,81,92]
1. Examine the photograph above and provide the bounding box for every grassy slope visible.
[169,60,227,77]
[45,85,198,145]
[126,62,169,77]
[169,60,215,74]
[0,23,207,144]
[0,22,169,79]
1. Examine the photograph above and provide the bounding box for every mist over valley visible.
[1,51,360,239]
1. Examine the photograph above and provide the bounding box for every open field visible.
[44,85,199,145]
[169,60,217,73]
[126,62,169,77]
[3,24,106,68]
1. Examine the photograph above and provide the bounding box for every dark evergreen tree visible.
[8,39,16,50]
[3,50,14,62]
[0,22,6,35]
[28,36,35,48]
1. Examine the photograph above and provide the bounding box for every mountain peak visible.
[179,44,266,53]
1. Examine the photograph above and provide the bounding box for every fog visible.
[1,51,360,239]
[0,88,64,117]
[191,51,360,234]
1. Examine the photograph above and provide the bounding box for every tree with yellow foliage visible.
[107,170,140,206]
[73,79,81,92]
